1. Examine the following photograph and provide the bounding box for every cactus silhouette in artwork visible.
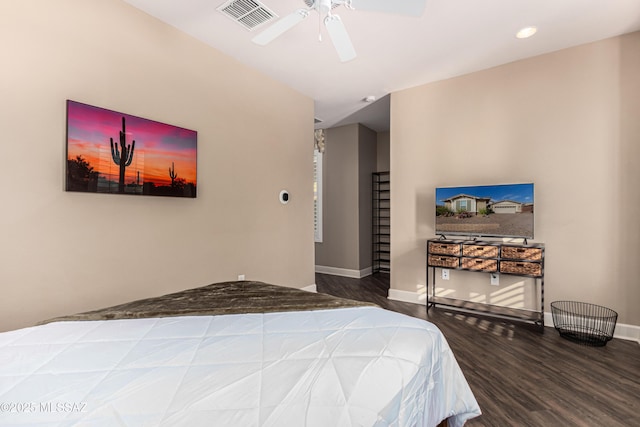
[110,117,136,193]
[169,162,178,187]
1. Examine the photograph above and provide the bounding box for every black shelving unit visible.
[372,172,390,273]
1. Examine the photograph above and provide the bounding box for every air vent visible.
[218,0,277,31]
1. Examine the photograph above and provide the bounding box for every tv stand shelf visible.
[426,238,545,330]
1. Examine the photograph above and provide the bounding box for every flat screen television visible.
[435,183,534,239]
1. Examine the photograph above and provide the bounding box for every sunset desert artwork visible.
[66,100,197,198]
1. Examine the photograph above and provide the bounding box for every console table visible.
[426,238,545,330]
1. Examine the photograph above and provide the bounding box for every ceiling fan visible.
[251,0,426,62]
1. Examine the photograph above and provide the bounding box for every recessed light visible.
[516,26,537,39]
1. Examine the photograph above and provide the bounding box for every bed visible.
[0,281,480,426]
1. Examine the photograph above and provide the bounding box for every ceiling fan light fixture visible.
[324,14,356,62]
[516,26,537,39]
[252,0,427,61]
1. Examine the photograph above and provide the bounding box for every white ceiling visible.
[122,0,640,132]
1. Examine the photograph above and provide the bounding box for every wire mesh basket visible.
[551,301,618,346]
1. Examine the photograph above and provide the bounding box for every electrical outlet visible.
[238,274,245,281]
[490,273,499,286]
[441,269,450,280]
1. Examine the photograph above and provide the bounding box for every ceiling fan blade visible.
[348,0,426,16]
[324,14,356,62]
[252,9,309,46]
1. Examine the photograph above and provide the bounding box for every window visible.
[457,199,469,212]
[313,148,323,242]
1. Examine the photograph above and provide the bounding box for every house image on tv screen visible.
[435,183,535,239]
[441,195,533,215]
[442,194,491,214]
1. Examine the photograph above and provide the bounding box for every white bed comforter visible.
[0,306,480,427]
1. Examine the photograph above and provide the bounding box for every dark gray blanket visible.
[39,281,375,324]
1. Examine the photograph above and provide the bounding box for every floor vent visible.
[218,0,277,31]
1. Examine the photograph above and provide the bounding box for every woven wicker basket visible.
[428,242,461,256]
[461,257,498,272]
[428,255,459,268]
[462,244,499,258]
[500,260,542,276]
[501,246,543,260]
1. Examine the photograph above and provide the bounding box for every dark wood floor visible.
[316,273,640,427]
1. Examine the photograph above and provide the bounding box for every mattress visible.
[0,284,480,427]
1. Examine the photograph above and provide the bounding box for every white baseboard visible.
[610,322,640,343]
[546,311,639,343]
[315,265,372,279]
[389,290,640,344]
[301,284,317,293]
[388,288,425,305]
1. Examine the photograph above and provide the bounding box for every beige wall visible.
[391,32,640,326]
[0,0,315,332]
[315,125,360,270]
[315,124,376,272]
[358,126,377,270]
[377,131,391,172]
